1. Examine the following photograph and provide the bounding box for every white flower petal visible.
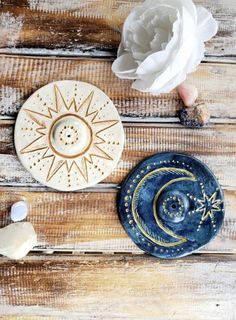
[132,71,186,95]
[117,42,125,57]
[137,50,170,76]
[186,42,205,74]
[133,23,152,48]
[131,75,156,93]
[139,36,194,93]
[155,72,186,94]
[196,6,218,42]
[179,6,197,42]
[112,54,138,79]
[112,0,217,95]
[121,6,144,45]
[143,0,197,21]
[136,8,195,91]
[150,28,169,51]
[136,13,181,75]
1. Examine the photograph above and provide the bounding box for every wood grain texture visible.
[0,55,236,121]
[0,255,235,319]
[0,0,235,60]
[0,187,235,254]
[0,318,51,320]
[0,1,234,318]
[1,121,236,189]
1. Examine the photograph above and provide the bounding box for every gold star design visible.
[196,192,222,221]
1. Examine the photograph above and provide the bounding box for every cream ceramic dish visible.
[15,81,124,191]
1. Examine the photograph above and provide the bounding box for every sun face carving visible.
[15,81,124,191]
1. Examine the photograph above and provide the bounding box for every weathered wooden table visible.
[0,1,235,319]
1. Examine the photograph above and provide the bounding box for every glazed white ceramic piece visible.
[10,201,28,222]
[15,81,125,191]
[0,222,37,259]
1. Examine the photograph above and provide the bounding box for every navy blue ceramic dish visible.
[118,152,225,259]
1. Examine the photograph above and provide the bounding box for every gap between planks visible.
[1,50,235,64]
[1,116,236,124]
[29,249,235,256]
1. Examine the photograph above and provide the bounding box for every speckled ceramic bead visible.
[179,103,210,128]
[10,201,28,222]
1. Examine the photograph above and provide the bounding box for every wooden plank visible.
[0,317,48,320]
[0,313,56,320]
[0,0,235,60]
[1,122,236,189]
[0,187,235,254]
[0,55,236,120]
[0,254,235,319]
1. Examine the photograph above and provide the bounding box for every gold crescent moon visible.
[132,167,197,247]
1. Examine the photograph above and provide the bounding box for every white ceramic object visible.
[15,81,124,191]
[112,0,218,95]
[10,201,28,222]
[0,222,37,259]
[177,84,198,107]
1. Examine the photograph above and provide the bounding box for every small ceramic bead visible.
[10,201,28,222]
[177,84,198,107]
[179,103,210,128]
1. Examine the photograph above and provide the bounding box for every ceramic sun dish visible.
[15,81,124,191]
[118,153,225,259]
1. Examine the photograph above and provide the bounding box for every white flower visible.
[112,0,218,95]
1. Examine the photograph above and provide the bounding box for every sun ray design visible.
[19,83,121,186]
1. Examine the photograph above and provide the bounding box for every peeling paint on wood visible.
[0,55,236,121]
[0,11,23,47]
[0,187,235,254]
[0,1,235,318]
[0,85,24,115]
[1,122,236,188]
[0,255,235,319]
[0,0,235,60]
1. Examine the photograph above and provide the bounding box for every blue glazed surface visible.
[118,153,225,259]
